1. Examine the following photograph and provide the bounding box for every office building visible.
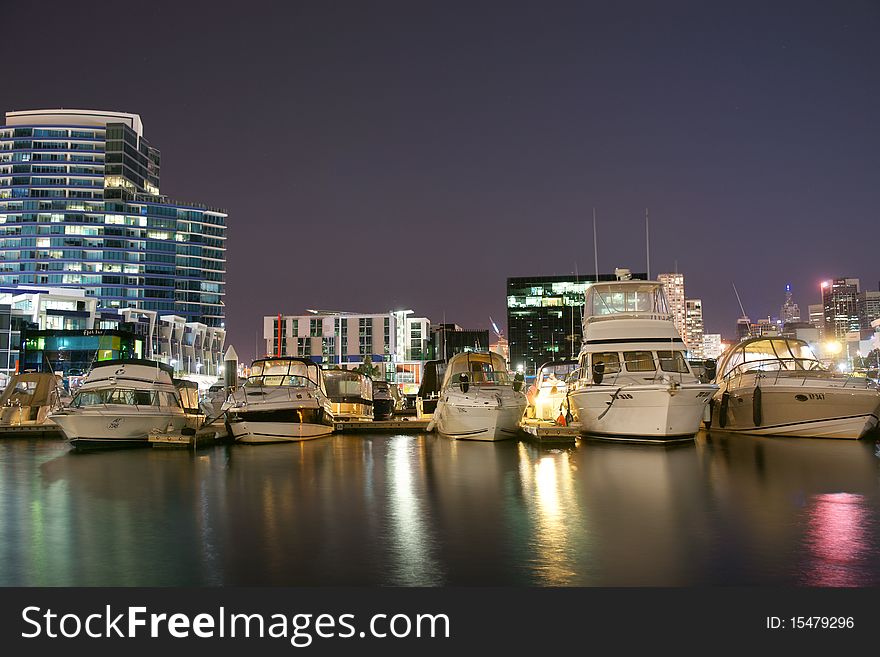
[865,290,880,323]
[430,323,489,360]
[684,299,704,358]
[0,109,226,327]
[808,303,825,340]
[507,272,647,375]
[822,278,869,340]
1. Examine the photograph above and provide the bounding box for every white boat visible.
[49,359,193,449]
[0,372,68,431]
[428,351,527,441]
[567,272,717,442]
[324,369,373,421]
[524,359,579,422]
[226,357,333,443]
[709,336,880,439]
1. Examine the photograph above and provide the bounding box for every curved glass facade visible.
[0,109,226,327]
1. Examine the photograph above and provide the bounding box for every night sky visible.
[4,1,878,362]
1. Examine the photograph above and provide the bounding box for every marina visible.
[2,429,879,586]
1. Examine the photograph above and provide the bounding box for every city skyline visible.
[3,2,878,363]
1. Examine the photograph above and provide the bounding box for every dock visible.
[0,424,64,439]
[149,425,230,449]
[334,418,431,433]
[521,421,580,446]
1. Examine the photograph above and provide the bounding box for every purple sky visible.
[4,1,878,362]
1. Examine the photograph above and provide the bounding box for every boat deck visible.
[520,420,580,445]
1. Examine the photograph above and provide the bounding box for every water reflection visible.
[0,433,879,586]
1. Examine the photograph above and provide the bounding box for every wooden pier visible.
[0,424,64,439]
[520,420,580,446]
[334,418,431,433]
[149,425,230,449]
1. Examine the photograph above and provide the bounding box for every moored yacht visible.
[324,369,373,421]
[524,359,579,423]
[0,372,68,431]
[50,359,191,449]
[709,336,880,439]
[226,357,333,443]
[567,271,717,442]
[428,351,527,440]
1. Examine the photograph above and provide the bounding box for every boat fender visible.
[753,386,762,427]
[719,391,729,428]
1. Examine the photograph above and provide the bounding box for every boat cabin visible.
[584,281,671,323]
[441,351,512,387]
[244,357,326,393]
[716,337,823,381]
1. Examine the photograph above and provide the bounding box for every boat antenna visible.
[732,282,748,319]
[592,207,599,283]
[645,207,651,279]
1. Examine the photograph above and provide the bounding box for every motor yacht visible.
[226,357,334,443]
[50,359,193,449]
[523,359,579,423]
[372,380,395,420]
[709,336,880,439]
[0,372,68,432]
[567,271,717,442]
[324,369,373,421]
[428,351,527,440]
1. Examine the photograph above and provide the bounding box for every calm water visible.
[1,432,879,586]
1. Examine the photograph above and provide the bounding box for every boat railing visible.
[732,361,873,390]
[584,312,672,325]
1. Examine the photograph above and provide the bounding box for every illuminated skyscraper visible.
[821,278,869,340]
[684,299,704,358]
[0,109,226,326]
[780,283,800,324]
[657,272,686,342]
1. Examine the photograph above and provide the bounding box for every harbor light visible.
[824,341,842,355]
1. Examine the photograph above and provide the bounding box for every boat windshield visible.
[719,339,822,378]
[324,371,372,400]
[444,352,511,386]
[71,389,180,407]
[246,360,319,388]
[585,282,670,319]
[537,362,578,387]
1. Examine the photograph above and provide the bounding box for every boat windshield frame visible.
[584,281,671,323]
[246,358,323,390]
[442,351,512,387]
[718,338,824,380]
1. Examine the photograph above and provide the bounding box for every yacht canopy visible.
[717,337,822,379]
[584,281,670,320]
[324,369,373,401]
[248,358,324,390]
[442,351,511,386]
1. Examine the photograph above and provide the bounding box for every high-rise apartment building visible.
[657,273,686,342]
[808,303,825,340]
[702,333,723,359]
[864,290,880,323]
[781,283,800,324]
[822,278,869,340]
[0,109,226,326]
[684,299,704,358]
[263,310,431,394]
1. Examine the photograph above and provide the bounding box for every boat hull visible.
[569,384,713,442]
[710,384,880,439]
[229,407,333,443]
[434,390,527,441]
[51,410,189,449]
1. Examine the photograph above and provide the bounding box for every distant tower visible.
[685,299,705,358]
[657,273,686,342]
[781,284,800,325]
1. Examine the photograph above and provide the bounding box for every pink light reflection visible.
[803,493,868,587]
